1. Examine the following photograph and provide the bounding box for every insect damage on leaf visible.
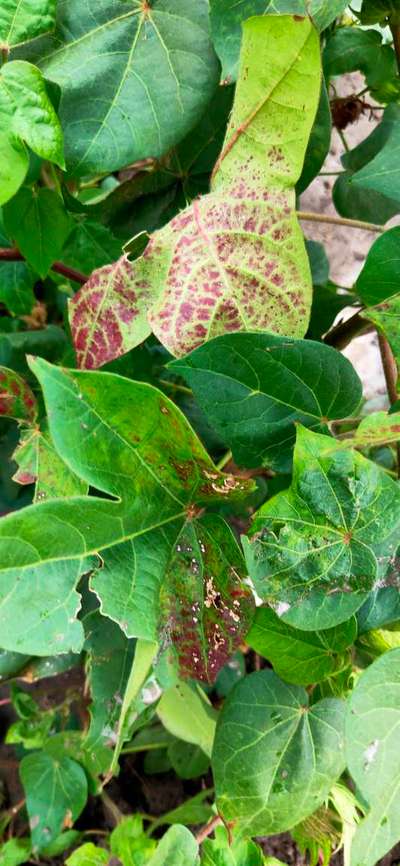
[69,15,321,365]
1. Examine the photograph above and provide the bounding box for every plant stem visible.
[297,212,385,233]
[377,332,400,475]
[216,449,233,471]
[390,22,400,74]
[323,310,371,349]
[49,163,62,196]
[195,814,223,844]
[0,246,87,285]
[159,379,193,396]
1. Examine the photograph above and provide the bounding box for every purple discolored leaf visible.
[0,366,37,423]
[69,255,152,369]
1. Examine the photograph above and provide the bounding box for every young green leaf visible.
[27,0,219,177]
[69,15,320,365]
[0,366,37,423]
[243,426,400,629]
[148,825,199,866]
[0,61,64,205]
[213,669,346,835]
[0,838,32,866]
[170,332,362,470]
[356,227,400,305]
[20,751,88,852]
[210,0,347,81]
[110,815,157,864]
[0,0,56,48]
[66,843,108,866]
[3,187,72,278]
[247,606,356,685]
[346,648,400,866]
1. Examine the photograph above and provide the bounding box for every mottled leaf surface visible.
[247,606,356,685]
[160,514,254,683]
[243,427,400,629]
[70,256,152,369]
[347,411,400,450]
[213,669,345,835]
[170,332,362,470]
[20,752,87,852]
[0,0,56,47]
[69,16,320,364]
[346,649,400,866]
[356,227,400,305]
[0,366,37,423]
[210,0,347,81]
[3,187,72,279]
[0,61,64,205]
[25,0,219,177]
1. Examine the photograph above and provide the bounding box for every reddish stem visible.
[0,246,88,285]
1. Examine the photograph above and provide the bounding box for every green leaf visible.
[148,825,199,866]
[20,751,88,852]
[110,815,157,865]
[0,359,252,661]
[212,668,346,835]
[66,843,109,866]
[324,28,398,100]
[3,187,72,278]
[356,227,400,306]
[346,411,400,450]
[247,606,356,685]
[306,240,330,287]
[12,425,89,501]
[351,114,400,205]
[0,61,64,204]
[157,681,217,758]
[168,740,210,779]
[210,1,346,81]
[357,587,400,634]
[26,0,219,177]
[346,648,400,866]
[151,789,213,830]
[60,220,122,277]
[170,332,362,471]
[0,649,31,680]
[0,366,37,422]
[0,0,56,48]
[359,0,400,25]
[361,294,400,389]
[0,325,67,375]
[70,15,320,364]
[83,610,136,765]
[0,218,35,315]
[0,839,31,866]
[243,426,400,630]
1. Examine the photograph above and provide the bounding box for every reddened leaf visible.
[0,366,37,423]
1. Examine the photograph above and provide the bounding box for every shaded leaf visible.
[243,426,400,630]
[60,220,122,277]
[324,28,398,101]
[298,81,331,195]
[247,605,356,685]
[20,751,87,852]
[0,366,37,422]
[213,668,346,835]
[83,610,136,763]
[210,0,346,81]
[0,217,35,314]
[0,61,64,205]
[27,0,219,177]
[170,332,362,471]
[0,0,56,48]
[3,186,72,279]
[357,587,400,634]
[356,227,400,306]
[69,16,320,364]
[359,0,400,25]
[346,648,400,866]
